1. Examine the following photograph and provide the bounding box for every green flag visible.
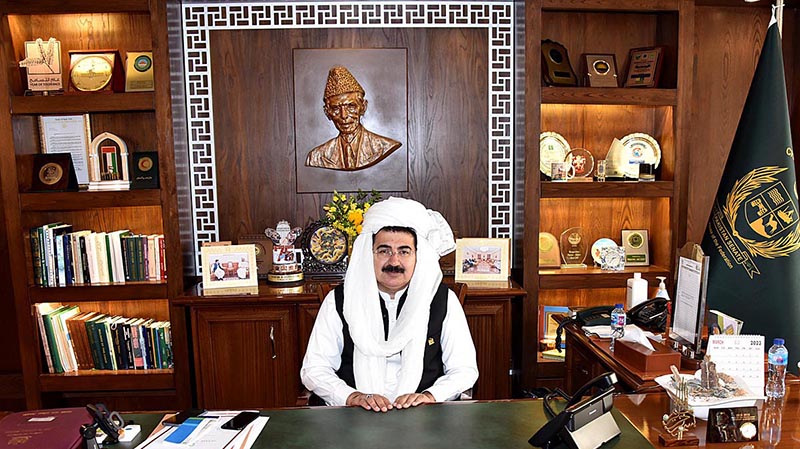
[702,20,800,370]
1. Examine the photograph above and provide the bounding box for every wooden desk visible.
[563,322,690,394]
[616,385,800,448]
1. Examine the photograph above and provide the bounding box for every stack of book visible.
[35,303,173,373]
[29,222,166,286]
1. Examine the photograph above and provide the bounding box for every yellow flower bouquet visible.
[323,190,382,243]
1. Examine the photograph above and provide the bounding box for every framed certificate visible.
[624,46,664,88]
[39,114,91,186]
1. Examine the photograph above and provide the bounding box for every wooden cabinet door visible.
[464,300,511,399]
[193,306,298,409]
[297,304,320,363]
[565,331,603,395]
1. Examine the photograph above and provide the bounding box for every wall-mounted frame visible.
[180,1,517,275]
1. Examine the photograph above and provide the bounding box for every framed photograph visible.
[582,53,619,87]
[201,244,258,289]
[455,238,510,282]
[624,46,664,88]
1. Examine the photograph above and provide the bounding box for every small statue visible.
[700,354,718,389]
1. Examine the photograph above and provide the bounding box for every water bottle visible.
[760,397,783,448]
[610,303,626,352]
[766,338,788,398]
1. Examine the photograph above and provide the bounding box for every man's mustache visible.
[382,265,405,273]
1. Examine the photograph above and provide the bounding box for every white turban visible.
[342,197,456,400]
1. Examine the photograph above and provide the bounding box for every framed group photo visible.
[454,238,510,283]
[200,244,258,289]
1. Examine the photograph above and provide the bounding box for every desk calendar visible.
[706,334,765,395]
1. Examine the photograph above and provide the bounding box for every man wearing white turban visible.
[301,197,478,412]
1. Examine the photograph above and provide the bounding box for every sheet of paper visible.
[133,412,268,449]
[673,256,702,345]
[39,115,90,185]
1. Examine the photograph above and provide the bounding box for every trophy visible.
[265,221,304,283]
[19,37,63,95]
[559,227,588,268]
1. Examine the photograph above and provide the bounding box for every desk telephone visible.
[554,298,669,351]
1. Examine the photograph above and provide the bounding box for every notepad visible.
[165,417,205,444]
[705,334,765,395]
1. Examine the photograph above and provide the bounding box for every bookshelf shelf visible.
[39,369,173,392]
[542,87,677,106]
[539,266,671,290]
[541,181,673,198]
[29,283,168,303]
[11,93,155,115]
[20,190,161,211]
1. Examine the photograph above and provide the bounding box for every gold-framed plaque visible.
[30,154,79,192]
[583,53,619,87]
[19,38,63,94]
[125,51,154,92]
[541,40,578,86]
[238,234,273,279]
[69,50,124,93]
[539,232,561,268]
[622,229,650,266]
[624,46,664,88]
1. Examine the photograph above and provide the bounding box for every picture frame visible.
[454,238,510,283]
[624,46,664,88]
[237,235,273,280]
[582,53,619,88]
[201,244,259,289]
[540,305,570,345]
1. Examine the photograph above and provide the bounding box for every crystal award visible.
[559,227,588,268]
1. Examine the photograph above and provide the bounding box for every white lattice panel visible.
[182,1,516,273]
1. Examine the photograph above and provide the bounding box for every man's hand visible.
[346,391,393,412]
[393,391,435,409]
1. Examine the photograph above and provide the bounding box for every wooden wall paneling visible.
[686,6,772,243]
[649,196,673,270]
[90,113,158,150]
[539,288,632,308]
[207,27,489,242]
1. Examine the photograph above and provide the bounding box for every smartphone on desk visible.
[221,411,260,430]
[162,409,204,427]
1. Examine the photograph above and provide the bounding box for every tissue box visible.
[615,339,681,373]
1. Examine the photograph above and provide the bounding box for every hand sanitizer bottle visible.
[655,276,670,301]
[626,272,648,309]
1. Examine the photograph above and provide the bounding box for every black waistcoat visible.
[333,282,448,393]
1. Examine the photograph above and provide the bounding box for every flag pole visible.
[773,1,784,35]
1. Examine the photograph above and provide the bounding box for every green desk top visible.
[243,400,652,449]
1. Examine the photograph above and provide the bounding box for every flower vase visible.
[347,234,356,262]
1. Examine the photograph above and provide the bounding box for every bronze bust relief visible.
[306,66,401,171]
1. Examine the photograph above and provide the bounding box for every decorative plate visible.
[618,133,661,178]
[566,148,595,178]
[540,132,570,177]
[300,221,349,276]
[591,238,618,265]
